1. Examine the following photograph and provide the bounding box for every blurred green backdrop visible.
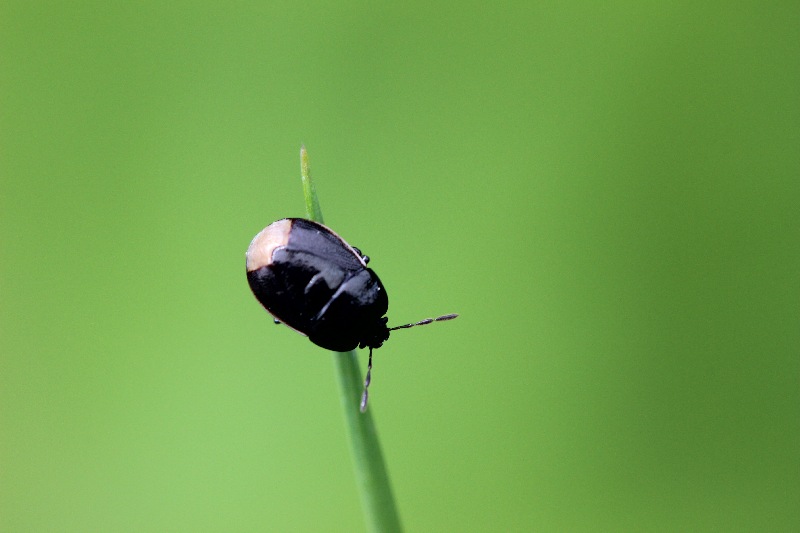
[2,2,798,532]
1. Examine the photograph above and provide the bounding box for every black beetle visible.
[246,218,457,411]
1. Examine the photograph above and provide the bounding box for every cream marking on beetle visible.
[246,218,292,272]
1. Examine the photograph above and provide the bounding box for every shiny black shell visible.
[246,218,390,352]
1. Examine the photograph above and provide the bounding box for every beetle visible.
[245,217,457,411]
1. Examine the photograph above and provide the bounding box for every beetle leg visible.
[352,247,370,264]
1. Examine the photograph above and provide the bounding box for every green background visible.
[2,2,798,531]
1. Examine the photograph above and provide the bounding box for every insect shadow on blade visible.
[246,217,458,412]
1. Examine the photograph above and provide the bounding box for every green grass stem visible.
[299,145,403,533]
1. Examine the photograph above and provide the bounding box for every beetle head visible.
[359,316,391,350]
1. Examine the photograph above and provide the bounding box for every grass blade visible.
[299,145,402,533]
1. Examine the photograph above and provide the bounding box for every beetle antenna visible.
[389,313,458,331]
[360,314,457,413]
[359,347,373,413]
